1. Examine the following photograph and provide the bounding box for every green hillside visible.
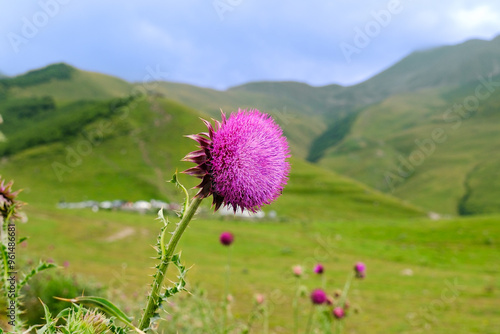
[152,81,327,158]
[0,93,423,220]
[0,63,133,102]
[3,34,500,217]
[319,77,500,215]
[305,35,500,162]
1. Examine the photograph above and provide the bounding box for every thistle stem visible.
[138,196,204,330]
[339,272,355,308]
[292,276,301,334]
[304,303,315,334]
[222,245,232,333]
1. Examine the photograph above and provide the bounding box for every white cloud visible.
[451,5,500,31]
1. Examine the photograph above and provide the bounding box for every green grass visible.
[16,201,500,333]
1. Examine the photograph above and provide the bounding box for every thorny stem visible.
[335,272,355,334]
[222,244,232,333]
[138,196,204,330]
[304,302,315,334]
[292,275,301,334]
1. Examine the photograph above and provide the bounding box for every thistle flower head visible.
[81,310,109,333]
[292,265,303,277]
[219,231,234,246]
[255,293,265,305]
[354,262,366,279]
[0,177,23,221]
[314,263,324,274]
[333,307,345,319]
[66,307,109,334]
[310,289,327,305]
[183,109,290,212]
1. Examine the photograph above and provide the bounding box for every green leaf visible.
[36,300,57,334]
[17,236,28,245]
[169,171,189,217]
[18,261,57,291]
[57,296,146,334]
[161,252,189,300]
[156,208,168,227]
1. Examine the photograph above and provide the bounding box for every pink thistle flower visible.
[354,262,366,279]
[219,231,234,246]
[255,293,265,305]
[310,289,327,305]
[314,263,324,274]
[333,307,345,319]
[0,177,24,221]
[292,265,303,277]
[183,109,290,212]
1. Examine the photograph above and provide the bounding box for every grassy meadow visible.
[15,200,500,333]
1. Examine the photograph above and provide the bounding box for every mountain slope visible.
[151,81,327,158]
[0,91,423,220]
[310,35,500,161]
[0,63,133,102]
[318,75,500,215]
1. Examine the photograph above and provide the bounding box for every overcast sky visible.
[1,1,500,90]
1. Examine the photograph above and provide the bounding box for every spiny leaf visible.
[35,299,57,334]
[156,208,168,226]
[160,253,189,300]
[18,262,57,291]
[169,171,189,217]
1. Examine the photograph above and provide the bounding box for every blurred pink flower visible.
[293,265,303,277]
[333,307,345,319]
[219,231,234,246]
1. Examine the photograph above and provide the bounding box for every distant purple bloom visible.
[183,109,290,212]
[310,289,327,305]
[314,264,324,274]
[354,262,366,279]
[219,232,234,246]
[333,307,345,319]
